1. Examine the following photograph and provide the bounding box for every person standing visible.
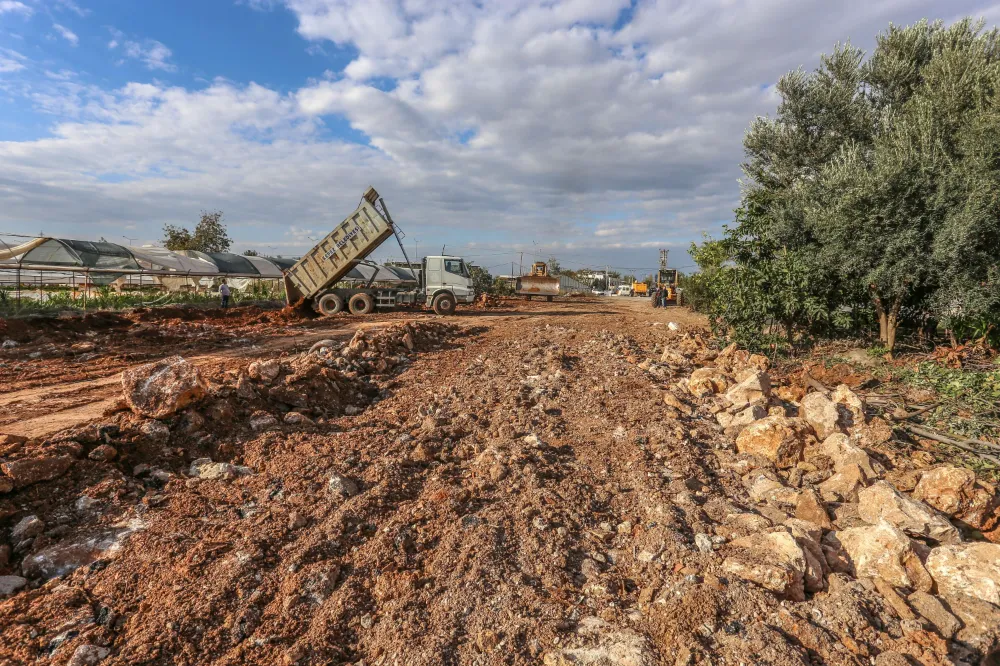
[219,279,231,309]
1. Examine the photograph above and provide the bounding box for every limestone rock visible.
[801,392,842,440]
[946,593,1000,658]
[688,367,732,398]
[1,455,74,489]
[88,444,118,462]
[782,520,829,592]
[926,542,1000,606]
[795,488,833,530]
[250,412,279,431]
[121,355,207,419]
[914,465,999,530]
[907,590,961,639]
[138,419,170,442]
[283,411,315,426]
[11,514,44,541]
[189,458,251,481]
[728,405,767,431]
[735,416,813,469]
[725,371,771,410]
[748,474,799,507]
[858,481,960,544]
[662,392,693,416]
[659,349,690,368]
[22,525,140,580]
[67,645,111,666]
[544,617,657,666]
[0,575,27,596]
[248,358,282,384]
[832,384,866,428]
[825,522,932,591]
[818,463,868,503]
[817,433,879,478]
[723,530,809,601]
[328,473,359,497]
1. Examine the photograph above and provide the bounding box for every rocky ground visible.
[2,296,1000,665]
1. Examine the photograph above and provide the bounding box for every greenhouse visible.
[0,236,297,309]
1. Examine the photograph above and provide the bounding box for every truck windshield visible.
[445,259,469,278]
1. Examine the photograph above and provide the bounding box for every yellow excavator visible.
[655,268,680,305]
[516,262,560,302]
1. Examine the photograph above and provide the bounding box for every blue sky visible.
[2,0,999,278]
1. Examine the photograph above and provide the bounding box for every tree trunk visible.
[884,297,902,353]
[871,287,902,353]
[873,293,888,344]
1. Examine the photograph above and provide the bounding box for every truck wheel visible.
[316,293,344,316]
[432,292,456,316]
[348,293,375,315]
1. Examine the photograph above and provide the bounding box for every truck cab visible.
[422,255,475,314]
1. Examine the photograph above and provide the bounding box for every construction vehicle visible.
[515,262,560,302]
[632,281,648,297]
[654,249,681,305]
[283,187,475,316]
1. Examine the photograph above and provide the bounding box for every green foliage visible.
[243,249,259,256]
[491,276,515,296]
[897,362,1000,413]
[163,211,232,253]
[0,280,284,315]
[694,17,1000,352]
[469,265,493,298]
[546,256,562,275]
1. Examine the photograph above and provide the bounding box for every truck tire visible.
[317,293,344,316]
[432,292,456,316]
[348,293,375,315]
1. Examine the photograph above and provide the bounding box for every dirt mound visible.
[2,299,998,665]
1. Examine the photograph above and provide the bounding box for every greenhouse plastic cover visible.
[2,237,293,277]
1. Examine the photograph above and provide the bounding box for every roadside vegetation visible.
[686,19,1000,355]
[0,281,284,315]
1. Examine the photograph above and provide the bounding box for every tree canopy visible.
[692,18,1000,352]
[162,211,232,254]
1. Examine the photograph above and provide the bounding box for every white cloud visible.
[52,23,79,46]
[3,0,1000,269]
[0,1,31,16]
[0,47,26,72]
[123,39,175,71]
[54,0,89,16]
[105,28,176,71]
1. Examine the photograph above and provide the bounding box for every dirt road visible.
[0,297,990,665]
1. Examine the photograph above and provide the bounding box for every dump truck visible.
[515,262,560,301]
[632,282,648,297]
[283,187,475,316]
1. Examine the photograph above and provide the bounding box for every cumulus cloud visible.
[2,0,999,269]
[52,23,78,46]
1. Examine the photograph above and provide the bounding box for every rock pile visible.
[0,321,462,598]
[646,335,1000,663]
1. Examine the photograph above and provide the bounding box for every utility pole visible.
[605,265,609,293]
[414,240,419,266]
[122,235,136,246]
[519,251,523,276]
